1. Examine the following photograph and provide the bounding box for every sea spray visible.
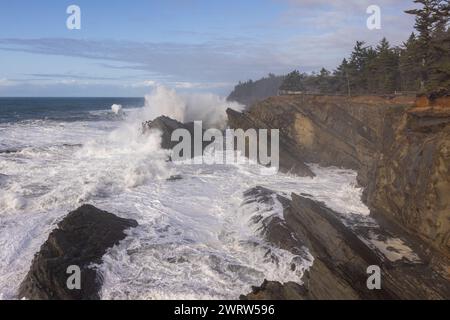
[111,104,123,115]
[0,94,370,300]
[141,86,244,129]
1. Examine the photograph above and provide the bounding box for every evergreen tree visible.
[348,41,369,93]
[373,38,400,93]
[405,0,442,91]
[230,0,448,99]
[399,33,422,91]
[317,68,332,93]
[334,59,352,95]
[427,1,450,91]
[280,70,305,91]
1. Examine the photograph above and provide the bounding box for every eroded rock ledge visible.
[18,205,138,300]
[241,189,450,300]
[231,94,450,299]
[227,94,450,257]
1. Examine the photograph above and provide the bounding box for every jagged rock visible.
[142,116,192,150]
[142,116,213,157]
[232,95,411,186]
[167,175,183,181]
[226,108,314,177]
[229,94,450,258]
[240,280,307,300]
[241,192,450,300]
[366,102,450,256]
[242,187,309,257]
[18,205,138,300]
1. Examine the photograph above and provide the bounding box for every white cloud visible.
[0,79,16,87]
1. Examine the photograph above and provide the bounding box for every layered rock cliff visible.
[241,190,450,300]
[228,94,450,299]
[365,100,450,257]
[227,94,449,258]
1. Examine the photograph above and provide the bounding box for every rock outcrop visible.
[228,95,412,186]
[231,94,450,299]
[227,94,450,257]
[365,102,450,256]
[227,109,314,177]
[241,192,450,300]
[241,280,307,300]
[143,116,213,157]
[18,205,138,300]
[142,116,191,150]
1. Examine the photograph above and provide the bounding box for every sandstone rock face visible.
[226,108,314,177]
[366,105,450,256]
[228,94,449,257]
[18,205,138,300]
[238,95,411,187]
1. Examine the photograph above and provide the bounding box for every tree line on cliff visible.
[228,0,449,104]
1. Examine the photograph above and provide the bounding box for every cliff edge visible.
[227,94,449,260]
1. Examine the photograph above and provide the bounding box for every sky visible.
[0,0,418,97]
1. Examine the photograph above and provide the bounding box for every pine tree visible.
[348,41,369,93]
[427,1,450,91]
[280,70,305,92]
[399,33,422,91]
[317,68,332,93]
[373,38,400,93]
[334,59,352,95]
[405,0,442,92]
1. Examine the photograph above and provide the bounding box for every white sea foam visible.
[111,104,123,115]
[0,90,370,300]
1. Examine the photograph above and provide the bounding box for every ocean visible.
[0,90,369,300]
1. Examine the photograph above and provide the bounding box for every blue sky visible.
[0,0,417,97]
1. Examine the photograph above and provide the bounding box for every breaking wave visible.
[0,90,369,300]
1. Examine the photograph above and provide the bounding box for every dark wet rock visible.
[167,256,188,264]
[61,143,83,148]
[18,205,138,300]
[142,116,213,157]
[167,175,183,181]
[226,109,314,177]
[240,280,307,300]
[241,192,450,300]
[0,148,20,154]
[242,187,308,257]
[229,94,450,258]
[142,116,191,150]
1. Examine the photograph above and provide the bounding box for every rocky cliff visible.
[366,101,450,257]
[228,94,450,299]
[241,190,450,300]
[227,94,449,258]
